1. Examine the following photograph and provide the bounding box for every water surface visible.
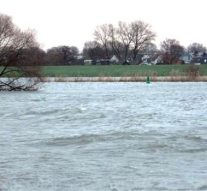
[1,82,207,190]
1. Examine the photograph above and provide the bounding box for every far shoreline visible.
[41,76,207,82]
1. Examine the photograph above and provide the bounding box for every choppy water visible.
[1,82,207,191]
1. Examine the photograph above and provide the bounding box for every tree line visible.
[1,13,206,67]
[30,22,207,65]
[84,24,207,64]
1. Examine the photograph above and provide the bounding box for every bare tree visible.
[92,20,156,64]
[130,21,156,62]
[161,39,184,64]
[82,41,105,60]
[108,24,123,61]
[117,21,133,64]
[0,14,41,91]
[94,24,111,59]
[46,46,79,65]
[187,42,206,56]
[20,47,46,66]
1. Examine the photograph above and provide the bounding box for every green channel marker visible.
[146,75,151,84]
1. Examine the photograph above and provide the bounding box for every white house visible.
[110,55,119,63]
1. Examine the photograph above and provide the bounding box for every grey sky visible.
[1,0,207,50]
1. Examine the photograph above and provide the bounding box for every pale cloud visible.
[1,0,207,50]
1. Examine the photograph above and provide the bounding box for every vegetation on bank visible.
[0,14,41,91]
[41,65,207,77]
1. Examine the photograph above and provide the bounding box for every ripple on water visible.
[1,82,207,191]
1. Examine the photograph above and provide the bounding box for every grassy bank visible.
[41,65,207,77]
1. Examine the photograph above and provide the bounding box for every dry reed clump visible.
[119,77,128,82]
[126,76,146,82]
[186,65,200,80]
[54,77,66,82]
[151,72,158,82]
[100,76,115,82]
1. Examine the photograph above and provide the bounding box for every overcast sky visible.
[1,0,207,50]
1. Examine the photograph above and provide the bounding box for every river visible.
[1,82,207,190]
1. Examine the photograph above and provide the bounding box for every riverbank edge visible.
[41,76,207,82]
